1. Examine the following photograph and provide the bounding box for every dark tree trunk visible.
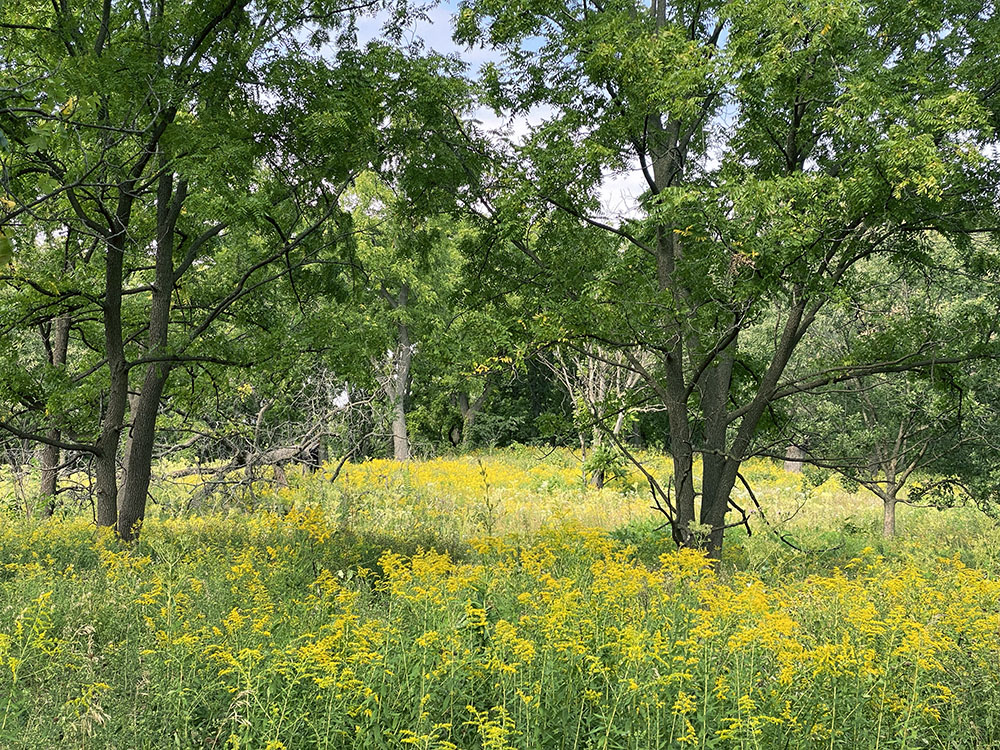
[95,231,129,529]
[120,391,140,488]
[663,334,698,545]
[649,109,699,547]
[117,173,185,541]
[118,368,170,540]
[698,348,736,557]
[632,3,816,560]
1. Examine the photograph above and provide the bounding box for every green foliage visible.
[582,444,629,485]
[454,0,1000,553]
[801,464,832,490]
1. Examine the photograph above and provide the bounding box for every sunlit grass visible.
[1,449,998,748]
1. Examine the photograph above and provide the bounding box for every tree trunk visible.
[117,173,185,541]
[118,367,170,540]
[882,495,897,538]
[458,380,492,452]
[649,117,698,547]
[457,392,472,449]
[698,350,736,559]
[391,393,409,460]
[95,401,125,529]
[588,424,605,488]
[705,300,809,559]
[120,391,141,490]
[38,437,60,515]
[670,435,698,545]
[784,445,805,473]
[95,232,129,529]
[391,287,412,461]
[663,332,698,546]
[880,475,902,538]
[39,316,71,516]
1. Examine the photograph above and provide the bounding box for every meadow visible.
[2,449,999,749]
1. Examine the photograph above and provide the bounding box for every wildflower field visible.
[2,451,1000,749]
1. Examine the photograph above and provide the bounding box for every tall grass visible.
[1,451,998,748]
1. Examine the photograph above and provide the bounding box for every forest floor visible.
[1,449,998,749]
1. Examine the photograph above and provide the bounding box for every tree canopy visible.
[1,0,999,555]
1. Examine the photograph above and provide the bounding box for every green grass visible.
[0,452,998,749]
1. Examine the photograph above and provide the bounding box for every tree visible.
[457,0,1000,556]
[783,252,1000,536]
[0,0,395,538]
[543,343,650,487]
[410,246,520,453]
[330,52,487,459]
[342,172,466,460]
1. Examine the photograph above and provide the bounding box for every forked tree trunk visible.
[638,3,819,562]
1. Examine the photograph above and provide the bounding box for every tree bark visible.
[698,346,736,556]
[95,230,129,529]
[117,173,184,541]
[391,285,412,461]
[882,495,897,537]
[118,368,170,539]
[879,465,902,538]
[39,315,71,516]
[784,445,805,473]
[649,109,699,547]
[458,379,492,451]
[120,391,141,488]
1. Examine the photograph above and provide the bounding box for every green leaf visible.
[0,233,13,265]
[37,173,59,195]
[25,132,48,152]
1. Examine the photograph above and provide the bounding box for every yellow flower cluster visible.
[1,453,1000,748]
